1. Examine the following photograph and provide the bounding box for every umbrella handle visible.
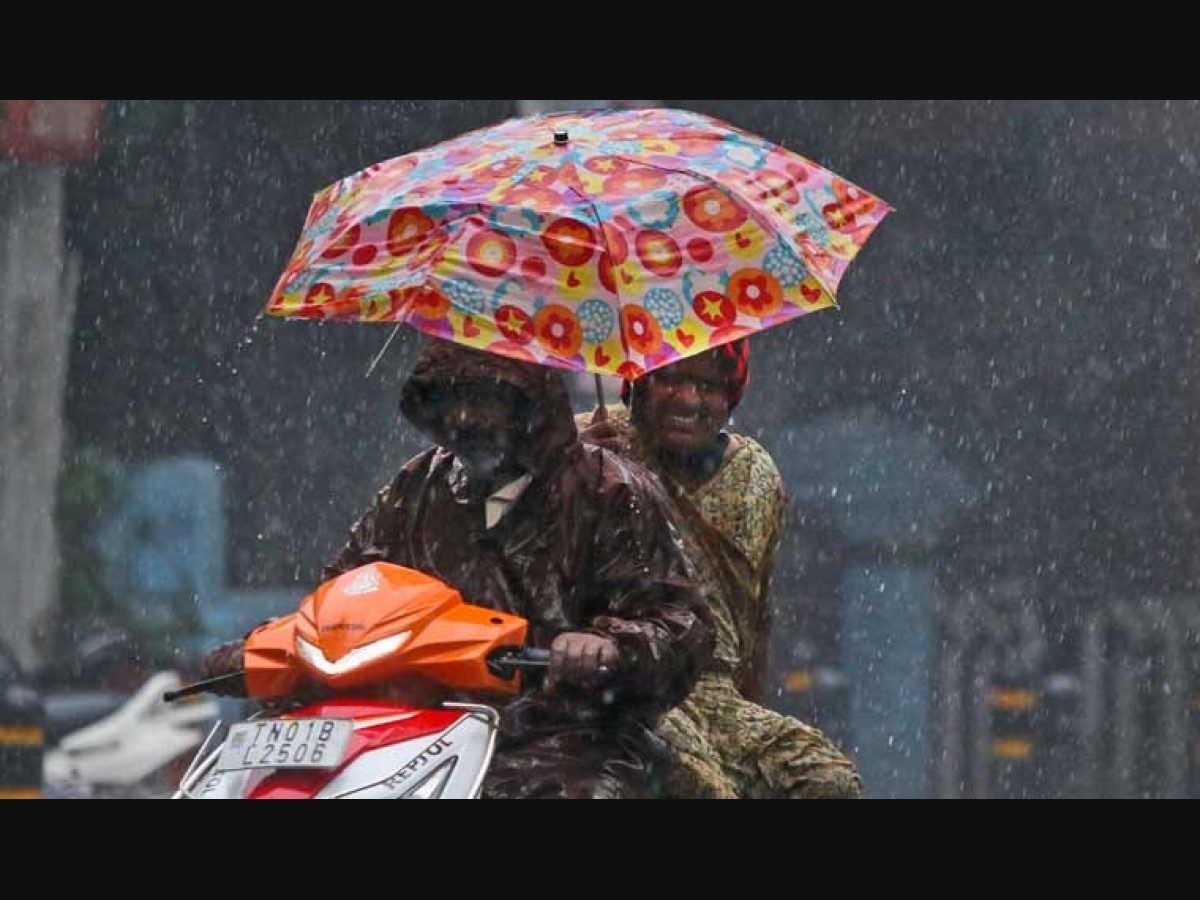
[592,374,608,423]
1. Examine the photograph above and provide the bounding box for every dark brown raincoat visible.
[323,340,713,798]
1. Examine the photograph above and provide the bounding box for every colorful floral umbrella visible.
[266,107,891,380]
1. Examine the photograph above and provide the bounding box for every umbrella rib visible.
[363,274,425,378]
[365,322,404,378]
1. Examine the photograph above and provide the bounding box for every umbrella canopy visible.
[266,107,891,379]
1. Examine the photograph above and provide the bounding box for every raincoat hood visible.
[399,339,577,477]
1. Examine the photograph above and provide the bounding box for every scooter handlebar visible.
[163,672,246,703]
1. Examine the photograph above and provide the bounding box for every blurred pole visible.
[984,589,1045,799]
[935,593,974,798]
[968,641,993,798]
[1109,600,1140,798]
[1079,608,1105,797]
[0,102,103,669]
[844,557,935,798]
[1039,670,1083,799]
[0,161,77,670]
[1187,603,1200,799]
[1151,599,1188,798]
[0,679,43,799]
[987,679,1038,799]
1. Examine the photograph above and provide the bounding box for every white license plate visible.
[216,718,353,772]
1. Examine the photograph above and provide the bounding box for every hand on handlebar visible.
[546,632,618,692]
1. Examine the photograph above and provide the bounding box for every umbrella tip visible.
[553,129,569,146]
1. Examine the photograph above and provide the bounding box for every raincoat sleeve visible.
[583,464,714,711]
